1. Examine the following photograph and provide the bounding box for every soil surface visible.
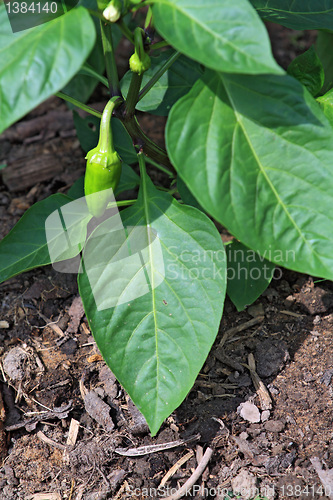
[0,22,332,500]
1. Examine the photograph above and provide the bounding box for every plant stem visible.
[109,199,136,208]
[87,8,105,21]
[146,157,175,177]
[117,18,134,44]
[100,20,122,97]
[124,72,143,118]
[138,151,146,178]
[138,51,181,102]
[80,63,109,88]
[55,92,102,118]
[130,1,151,11]
[122,116,174,171]
[150,40,169,51]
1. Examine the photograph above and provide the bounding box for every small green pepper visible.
[129,27,151,75]
[129,51,151,75]
[84,99,122,218]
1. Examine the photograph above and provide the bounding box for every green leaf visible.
[316,31,333,95]
[113,119,138,165]
[121,50,204,116]
[250,0,333,30]
[0,6,96,134]
[116,164,140,194]
[0,194,92,283]
[177,176,204,212]
[73,112,100,154]
[151,0,282,75]
[287,46,324,97]
[226,240,275,311]
[78,170,226,435]
[166,70,333,281]
[317,89,333,127]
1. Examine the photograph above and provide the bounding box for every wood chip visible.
[29,494,62,500]
[63,417,80,463]
[66,296,85,334]
[87,354,103,363]
[66,418,80,447]
[0,320,9,329]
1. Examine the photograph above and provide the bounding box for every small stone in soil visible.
[264,420,285,433]
[237,401,261,423]
[231,469,257,500]
[3,347,28,381]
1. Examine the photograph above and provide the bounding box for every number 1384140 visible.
[5,2,58,14]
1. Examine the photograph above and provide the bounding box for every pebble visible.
[261,410,271,422]
[264,420,285,433]
[3,347,28,380]
[237,401,261,423]
[231,469,257,500]
[247,304,264,318]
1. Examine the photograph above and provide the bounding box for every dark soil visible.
[0,23,332,500]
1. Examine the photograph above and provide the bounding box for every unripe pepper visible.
[129,27,151,75]
[129,51,151,75]
[84,98,122,218]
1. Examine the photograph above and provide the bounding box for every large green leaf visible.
[0,6,96,134]
[121,51,204,116]
[78,169,226,435]
[250,0,333,30]
[0,194,91,283]
[151,0,281,75]
[226,240,275,311]
[166,70,333,281]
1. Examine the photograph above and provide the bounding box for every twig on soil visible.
[218,316,265,347]
[162,447,214,500]
[280,309,304,318]
[37,311,65,337]
[244,353,272,410]
[0,361,7,383]
[37,430,66,450]
[159,450,194,488]
[114,434,200,457]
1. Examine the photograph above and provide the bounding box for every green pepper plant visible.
[1,0,333,436]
